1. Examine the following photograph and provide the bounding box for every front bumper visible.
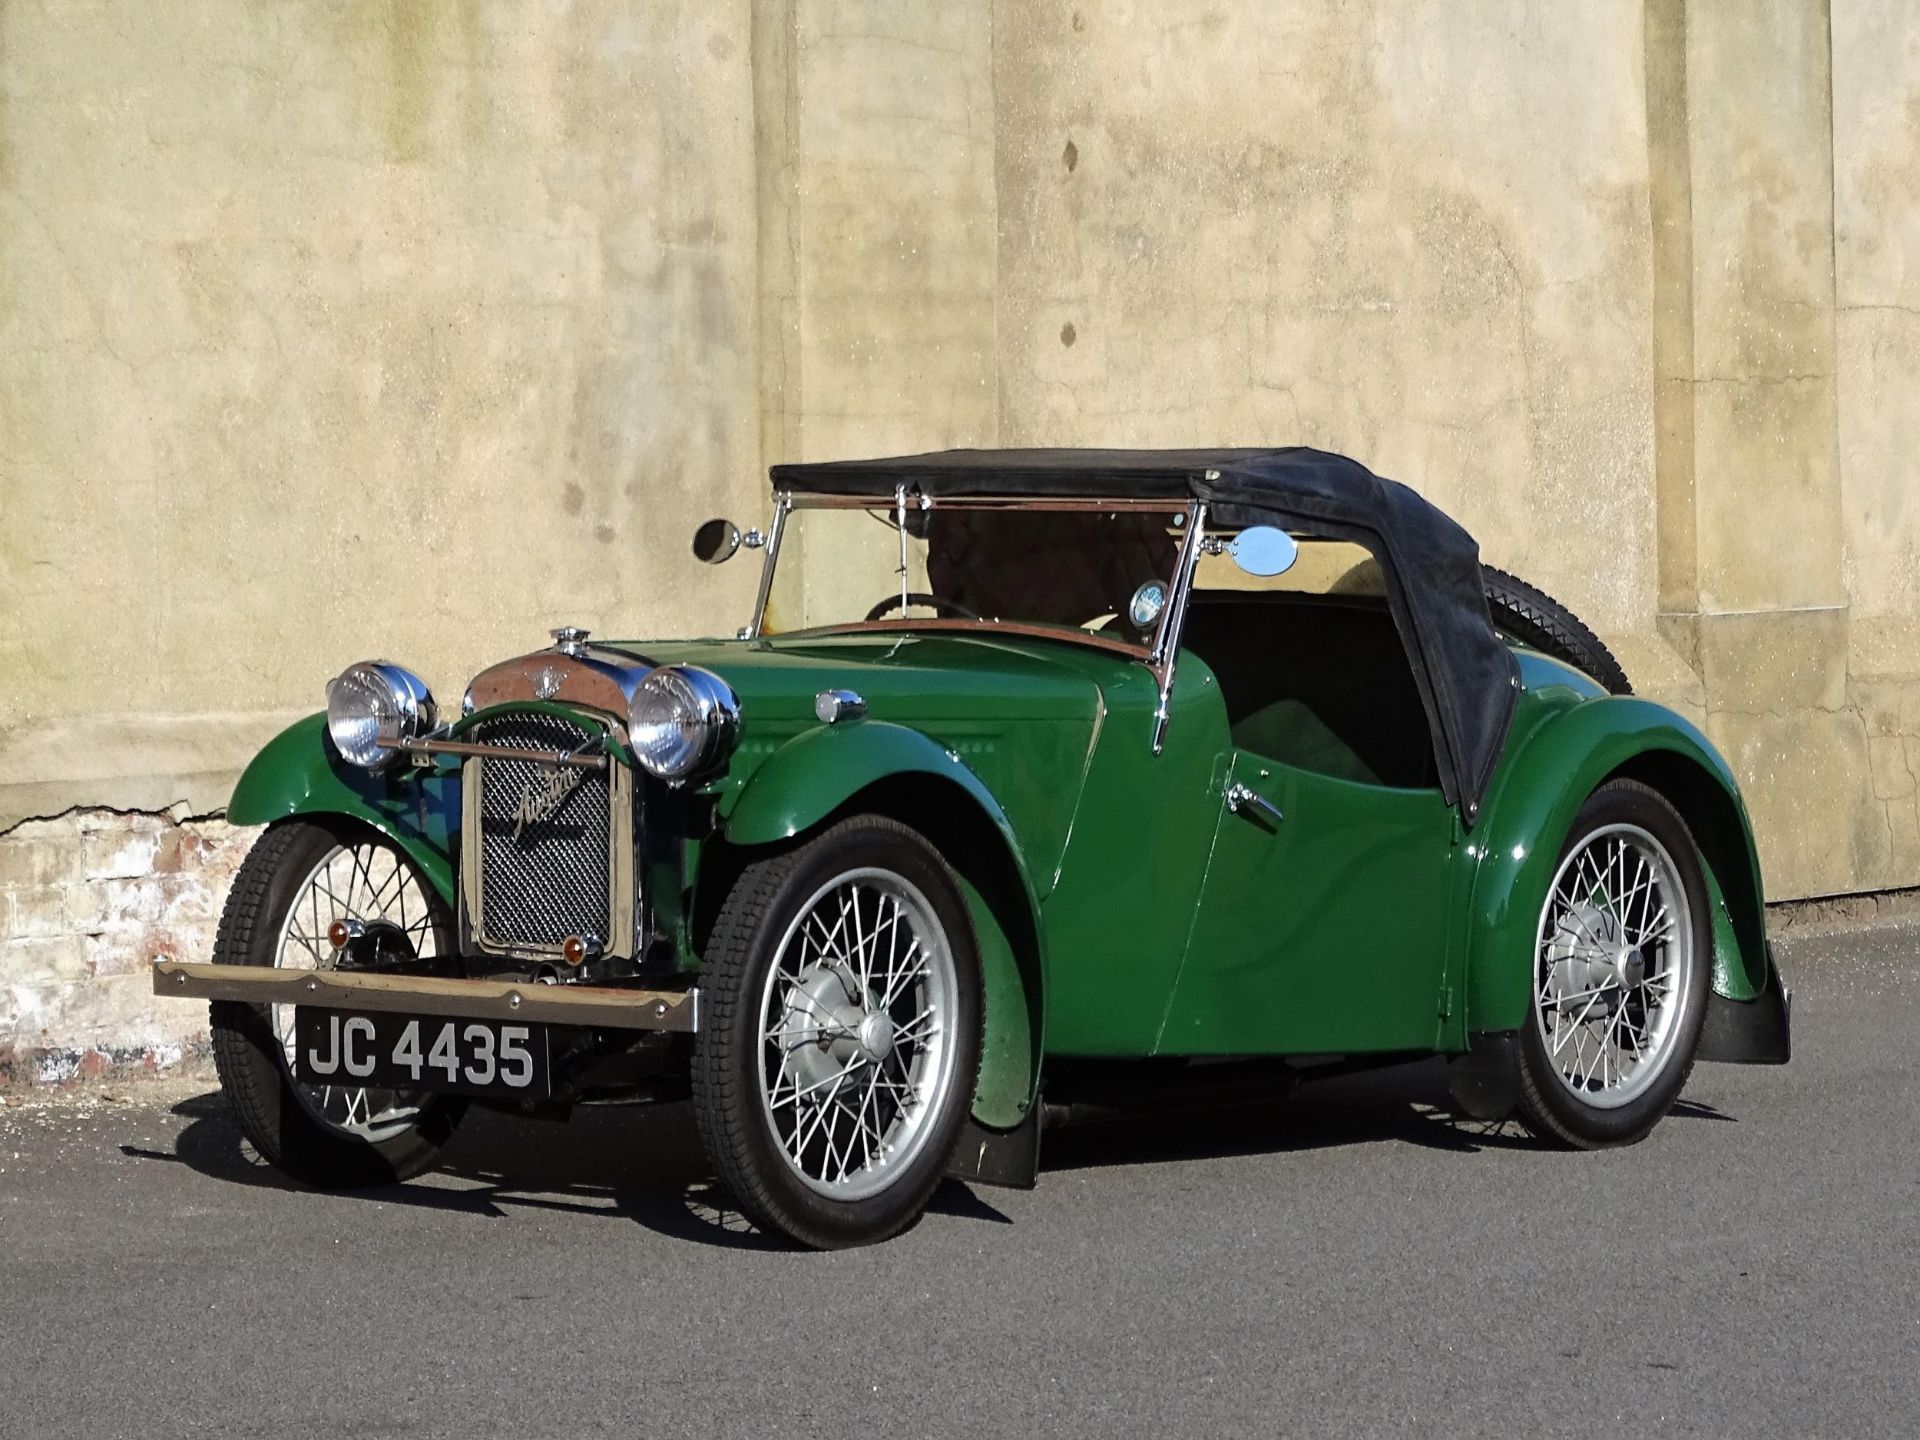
[152,960,699,1034]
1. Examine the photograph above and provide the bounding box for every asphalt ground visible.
[1,922,1915,1439]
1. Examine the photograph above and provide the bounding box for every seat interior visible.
[1180,592,1440,789]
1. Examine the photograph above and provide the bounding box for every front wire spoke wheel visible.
[693,815,984,1248]
[756,870,958,1200]
[209,820,466,1188]
[271,839,436,1143]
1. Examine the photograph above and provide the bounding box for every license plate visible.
[292,1009,551,1100]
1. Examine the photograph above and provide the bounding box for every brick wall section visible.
[0,810,252,1087]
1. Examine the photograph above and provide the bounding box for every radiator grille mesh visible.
[469,712,613,950]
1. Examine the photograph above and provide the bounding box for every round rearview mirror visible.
[1228,525,1299,578]
[1128,579,1168,630]
[692,518,742,565]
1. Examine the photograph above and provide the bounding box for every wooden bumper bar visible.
[151,960,699,1033]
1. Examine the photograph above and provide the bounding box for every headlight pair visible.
[327,658,739,785]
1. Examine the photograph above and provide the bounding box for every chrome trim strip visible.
[388,736,609,770]
[747,492,792,639]
[152,960,698,1033]
[770,618,1147,660]
[893,481,911,615]
[778,493,1189,513]
[1149,500,1207,754]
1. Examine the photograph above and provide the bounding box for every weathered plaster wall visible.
[1640,0,1918,898]
[0,808,246,1084]
[0,0,770,1080]
[1646,0,1857,897]
[753,0,998,625]
[1834,0,1920,888]
[0,0,767,826]
[994,2,1662,665]
[993,0,1919,904]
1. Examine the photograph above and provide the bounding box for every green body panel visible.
[227,713,460,903]
[961,876,1039,1126]
[1160,747,1461,1055]
[1705,864,1758,1002]
[1026,656,1232,1054]
[1457,653,1770,1038]
[657,632,1120,1115]
[692,632,1232,1063]
[650,633,1098,888]
[722,719,1030,856]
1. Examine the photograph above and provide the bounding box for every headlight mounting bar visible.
[380,735,611,770]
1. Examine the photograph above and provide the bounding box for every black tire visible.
[209,819,466,1187]
[1484,566,1632,695]
[692,816,983,1249]
[1514,779,1711,1148]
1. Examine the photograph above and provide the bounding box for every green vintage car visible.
[158,448,1790,1247]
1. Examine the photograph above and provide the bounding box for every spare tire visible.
[1483,566,1631,695]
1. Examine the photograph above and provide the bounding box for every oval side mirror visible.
[693,518,742,565]
[1228,525,1299,578]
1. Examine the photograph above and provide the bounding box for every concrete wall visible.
[2,1,1916,1081]
[1833,0,1920,888]
[0,0,767,823]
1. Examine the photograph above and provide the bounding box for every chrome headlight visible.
[627,666,740,782]
[325,661,435,771]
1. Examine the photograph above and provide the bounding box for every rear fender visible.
[1463,698,1769,1037]
[227,713,459,903]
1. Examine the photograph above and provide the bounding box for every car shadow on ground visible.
[121,1058,1737,1250]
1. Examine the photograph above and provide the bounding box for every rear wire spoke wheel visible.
[694,817,982,1248]
[1514,779,1710,1147]
[209,820,466,1186]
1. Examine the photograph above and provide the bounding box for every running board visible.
[151,960,699,1033]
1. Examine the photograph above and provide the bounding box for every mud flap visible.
[946,1105,1041,1190]
[1699,942,1792,1065]
[1446,1030,1520,1120]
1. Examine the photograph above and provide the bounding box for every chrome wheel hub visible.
[1533,823,1694,1109]
[857,1010,897,1063]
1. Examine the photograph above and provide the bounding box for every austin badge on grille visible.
[512,764,586,841]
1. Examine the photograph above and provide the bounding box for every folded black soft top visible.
[769,447,1517,820]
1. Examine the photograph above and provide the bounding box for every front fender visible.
[227,713,460,903]
[721,720,1017,855]
[1463,697,1769,1037]
[720,720,1046,1128]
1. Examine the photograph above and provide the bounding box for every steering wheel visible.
[863,592,983,622]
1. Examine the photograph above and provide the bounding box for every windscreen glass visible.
[761,503,1188,650]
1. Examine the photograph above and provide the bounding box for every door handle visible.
[1225,781,1283,827]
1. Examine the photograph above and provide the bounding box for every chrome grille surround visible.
[458,710,636,960]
